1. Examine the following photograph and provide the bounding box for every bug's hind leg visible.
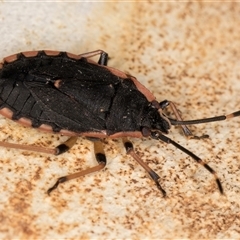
[0,136,78,155]
[55,137,78,155]
[122,138,166,197]
[78,50,108,66]
[47,140,106,195]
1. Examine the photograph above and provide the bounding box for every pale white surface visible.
[0,2,239,239]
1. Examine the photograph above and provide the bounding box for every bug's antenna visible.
[169,110,240,126]
[151,131,223,194]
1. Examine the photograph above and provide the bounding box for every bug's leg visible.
[0,140,56,155]
[159,100,194,138]
[159,100,208,139]
[151,131,223,194]
[122,137,166,197]
[47,140,106,195]
[55,137,78,155]
[78,50,108,66]
[0,136,78,155]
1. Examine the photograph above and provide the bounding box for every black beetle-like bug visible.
[0,49,239,196]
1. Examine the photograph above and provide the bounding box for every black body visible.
[0,51,169,135]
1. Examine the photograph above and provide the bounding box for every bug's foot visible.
[188,134,209,140]
[155,179,166,197]
[47,176,67,195]
[149,170,166,197]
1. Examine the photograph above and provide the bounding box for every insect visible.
[0,49,239,196]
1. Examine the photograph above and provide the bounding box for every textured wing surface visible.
[0,52,121,132]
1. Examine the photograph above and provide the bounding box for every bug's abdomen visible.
[0,51,122,133]
[0,76,62,130]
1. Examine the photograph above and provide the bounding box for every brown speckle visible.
[0,2,239,239]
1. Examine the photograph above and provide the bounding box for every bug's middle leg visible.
[78,49,108,66]
[47,140,106,195]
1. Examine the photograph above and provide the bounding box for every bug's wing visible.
[24,58,121,133]
[26,84,103,132]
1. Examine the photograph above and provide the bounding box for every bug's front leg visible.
[78,49,108,66]
[122,137,166,197]
[159,100,208,139]
[47,140,107,195]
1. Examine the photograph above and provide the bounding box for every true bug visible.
[0,49,239,196]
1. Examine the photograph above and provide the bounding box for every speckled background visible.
[0,2,239,239]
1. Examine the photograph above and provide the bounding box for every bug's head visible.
[142,105,171,134]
